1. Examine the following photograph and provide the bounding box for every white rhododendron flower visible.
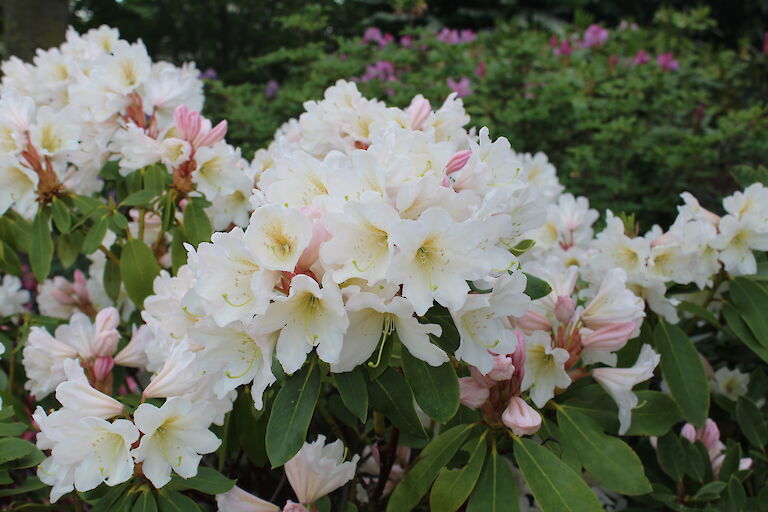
[284,435,360,505]
[521,330,571,407]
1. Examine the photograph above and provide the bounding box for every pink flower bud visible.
[173,105,202,142]
[92,356,114,382]
[511,309,552,333]
[444,150,472,175]
[580,321,637,352]
[92,307,121,357]
[459,377,490,409]
[407,96,431,131]
[296,206,331,272]
[511,332,526,381]
[680,423,696,443]
[487,353,515,381]
[502,397,542,436]
[698,419,720,449]
[72,270,89,300]
[195,120,228,148]
[554,295,575,324]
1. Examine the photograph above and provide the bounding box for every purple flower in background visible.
[657,52,680,71]
[474,61,486,78]
[583,24,609,47]
[363,27,393,48]
[199,68,218,80]
[633,50,650,65]
[447,76,472,98]
[551,37,573,56]
[360,60,397,83]
[265,80,280,99]
[437,28,477,45]
[400,35,413,47]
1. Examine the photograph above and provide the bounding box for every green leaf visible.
[144,165,169,194]
[0,476,46,497]
[655,321,709,426]
[104,253,122,304]
[90,482,131,512]
[182,200,213,247]
[110,211,129,231]
[720,475,746,511]
[466,447,520,512]
[30,211,53,281]
[120,239,161,308]
[165,467,236,494]
[430,435,487,512]
[0,422,27,436]
[513,437,602,512]
[625,391,682,436]
[0,240,22,275]
[265,361,321,467]
[656,431,686,482]
[722,303,768,362]
[735,396,767,448]
[50,197,71,233]
[718,443,742,482]
[678,300,722,329]
[523,273,551,300]
[386,423,476,512]
[731,164,768,188]
[333,367,368,422]
[369,368,427,440]
[401,347,459,423]
[132,487,158,512]
[121,189,157,207]
[691,481,727,502]
[0,438,38,465]
[157,490,201,512]
[729,278,768,345]
[170,228,187,274]
[83,216,109,254]
[57,231,83,269]
[557,407,652,495]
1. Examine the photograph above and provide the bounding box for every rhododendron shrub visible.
[0,27,766,512]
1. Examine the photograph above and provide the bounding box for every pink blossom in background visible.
[265,80,279,99]
[360,60,397,83]
[400,35,413,47]
[583,24,609,47]
[608,54,619,70]
[199,68,218,80]
[551,37,573,56]
[447,76,472,97]
[363,27,394,48]
[657,52,680,71]
[474,60,486,78]
[437,28,477,44]
[763,32,768,53]
[633,50,650,65]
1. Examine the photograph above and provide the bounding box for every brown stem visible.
[373,425,399,502]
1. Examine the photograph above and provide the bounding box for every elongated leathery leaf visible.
[466,445,520,512]
[401,347,459,423]
[430,434,487,512]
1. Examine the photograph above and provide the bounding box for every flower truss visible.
[0,25,766,512]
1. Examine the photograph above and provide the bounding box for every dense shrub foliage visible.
[207,7,768,226]
[0,22,766,512]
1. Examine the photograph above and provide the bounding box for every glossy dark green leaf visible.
[721,475,746,511]
[466,446,520,512]
[513,437,602,512]
[722,303,768,362]
[0,240,22,275]
[103,253,122,303]
[182,200,213,247]
[0,437,38,465]
[170,228,187,274]
[691,481,726,502]
[625,391,682,436]
[386,423,476,512]
[557,407,652,495]
[132,487,158,512]
[164,467,235,494]
[144,165,169,194]
[83,216,109,254]
[655,321,709,426]
[0,422,27,436]
[157,490,202,512]
[0,476,46,497]
[718,443,742,482]
[120,239,161,308]
[56,231,82,269]
[735,396,767,448]
[121,189,156,207]
[30,211,53,281]
[50,197,71,233]
[656,431,686,482]
[265,361,321,467]
[523,272,551,300]
[430,435,487,512]
[401,347,459,423]
[333,367,368,422]
[90,482,131,512]
[369,368,427,440]
[730,278,768,343]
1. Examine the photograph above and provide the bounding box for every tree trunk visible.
[3,0,68,61]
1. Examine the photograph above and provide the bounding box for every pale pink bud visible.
[92,356,114,382]
[554,295,576,324]
[296,206,331,271]
[72,270,89,300]
[680,423,696,443]
[580,321,637,352]
[92,307,120,357]
[502,397,542,436]
[283,502,310,512]
[511,331,526,382]
[50,287,77,305]
[459,377,490,409]
[698,419,720,449]
[407,96,431,130]
[469,366,496,388]
[511,309,552,333]
[739,457,753,471]
[444,150,472,175]
[215,486,280,512]
[173,105,202,142]
[487,353,515,381]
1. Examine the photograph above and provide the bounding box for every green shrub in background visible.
[206,6,768,227]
